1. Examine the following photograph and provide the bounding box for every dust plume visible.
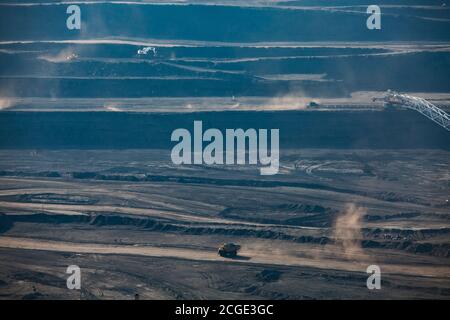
[104,102,122,112]
[263,95,317,110]
[38,48,78,63]
[332,203,367,259]
[0,97,16,110]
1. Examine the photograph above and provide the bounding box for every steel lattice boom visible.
[377,91,450,131]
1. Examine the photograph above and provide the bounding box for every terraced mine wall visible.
[0,110,449,149]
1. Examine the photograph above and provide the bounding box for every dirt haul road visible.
[0,236,448,279]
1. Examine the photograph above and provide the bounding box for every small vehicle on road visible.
[218,243,241,258]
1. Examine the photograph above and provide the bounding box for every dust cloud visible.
[0,97,15,110]
[38,48,78,63]
[332,203,368,259]
[263,95,316,110]
[104,102,122,112]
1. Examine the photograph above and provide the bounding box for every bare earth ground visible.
[0,0,449,301]
[0,149,449,299]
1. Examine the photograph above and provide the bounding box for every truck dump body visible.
[218,243,241,258]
